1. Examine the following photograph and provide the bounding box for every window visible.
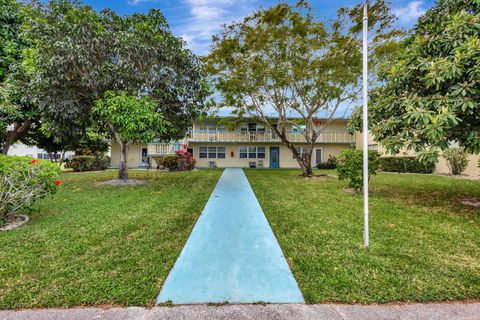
[240,147,248,158]
[293,147,308,159]
[199,146,225,159]
[199,123,217,131]
[240,146,265,159]
[199,147,207,158]
[292,124,306,134]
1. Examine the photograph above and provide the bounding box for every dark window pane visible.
[218,153,226,159]
[258,153,265,159]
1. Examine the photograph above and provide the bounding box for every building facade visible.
[110,117,356,169]
[355,132,480,177]
[7,143,75,161]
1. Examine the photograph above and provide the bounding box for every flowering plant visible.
[0,155,61,223]
[158,150,196,171]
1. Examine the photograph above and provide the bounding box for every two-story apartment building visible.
[110,117,356,169]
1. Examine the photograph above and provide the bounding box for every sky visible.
[74,0,435,117]
[75,0,435,56]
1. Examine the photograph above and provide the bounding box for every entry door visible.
[141,148,149,167]
[270,147,280,168]
[315,148,323,165]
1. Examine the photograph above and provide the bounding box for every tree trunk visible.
[271,125,314,177]
[303,143,314,177]
[119,141,129,180]
[1,121,31,155]
[1,140,13,154]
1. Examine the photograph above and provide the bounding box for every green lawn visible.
[245,169,480,304]
[0,169,222,309]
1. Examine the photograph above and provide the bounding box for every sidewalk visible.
[157,168,303,304]
[1,303,479,320]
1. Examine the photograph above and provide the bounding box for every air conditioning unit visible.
[208,161,217,168]
[249,161,257,168]
[257,160,264,168]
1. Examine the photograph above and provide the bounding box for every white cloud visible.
[191,6,225,20]
[174,0,255,55]
[128,0,156,5]
[393,1,426,25]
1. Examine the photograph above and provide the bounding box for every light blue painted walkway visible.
[156,168,304,304]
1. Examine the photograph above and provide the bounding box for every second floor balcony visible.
[188,130,355,144]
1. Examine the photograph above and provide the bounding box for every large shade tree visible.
[0,0,37,154]
[205,0,400,177]
[21,0,208,173]
[353,0,480,162]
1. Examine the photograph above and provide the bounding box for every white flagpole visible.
[362,1,369,247]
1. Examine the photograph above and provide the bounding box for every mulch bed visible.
[98,179,146,186]
[0,214,29,231]
[460,197,480,208]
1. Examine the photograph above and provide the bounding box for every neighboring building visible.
[110,117,356,169]
[7,143,74,161]
[355,132,480,177]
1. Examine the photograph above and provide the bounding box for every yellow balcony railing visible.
[147,143,181,156]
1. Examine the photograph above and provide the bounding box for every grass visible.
[0,169,222,309]
[245,169,480,304]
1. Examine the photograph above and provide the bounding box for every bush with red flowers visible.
[156,150,196,171]
[0,155,61,224]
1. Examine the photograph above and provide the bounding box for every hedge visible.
[64,155,110,172]
[378,157,435,174]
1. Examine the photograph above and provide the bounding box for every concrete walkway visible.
[157,168,304,304]
[2,303,479,320]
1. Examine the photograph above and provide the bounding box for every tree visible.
[93,91,172,180]
[0,0,36,154]
[205,0,399,177]
[353,0,480,163]
[443,147,469,175]
[336,148,379,191]
[22,0,208,155]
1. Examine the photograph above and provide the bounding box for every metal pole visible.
[362,1,369,247]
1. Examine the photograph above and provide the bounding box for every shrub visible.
[336,149,379,191]
[65,154,110,172]
[443,148,469,175]
[0,155,61,223]
[378,157,435,174]
[156,150,196,171]
[317,155,337,169]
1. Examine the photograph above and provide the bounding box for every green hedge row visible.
[378,157,435,174]
[64,155,110,172]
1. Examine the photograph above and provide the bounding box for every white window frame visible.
[199,146,225,159]
[239,146,265,159]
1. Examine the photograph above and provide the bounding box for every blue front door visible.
[270,147,280,168]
